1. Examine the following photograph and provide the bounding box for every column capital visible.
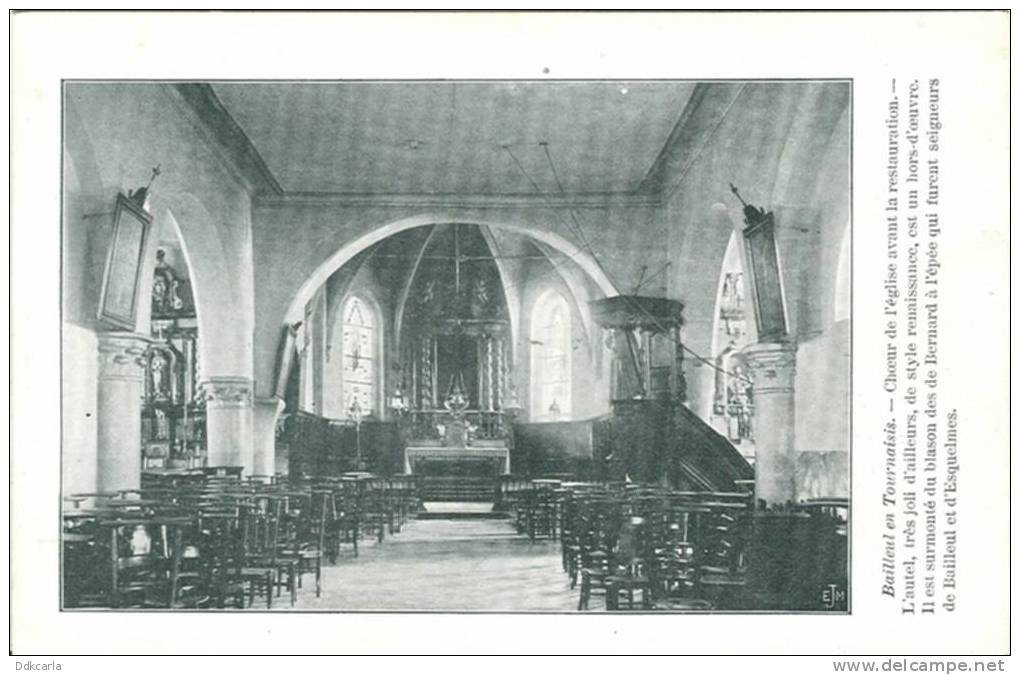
[199,376,254,409]
[96,332,151,382]
[742,342,797,395]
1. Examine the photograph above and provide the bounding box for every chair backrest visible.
[241,498,281,559]
[108,520,185,608]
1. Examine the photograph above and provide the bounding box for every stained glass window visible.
[341,296,376,416]
[531,291,571,421]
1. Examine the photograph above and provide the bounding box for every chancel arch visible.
[273,221,613,479]
[281,214,618,326]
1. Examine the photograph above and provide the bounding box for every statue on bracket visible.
[151,248,195,319]
[145,343,179,403]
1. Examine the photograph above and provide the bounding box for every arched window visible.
[531,290,572,421]
[341,295,378,416]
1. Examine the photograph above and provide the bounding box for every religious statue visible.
[720,271,747,339]
[738,379,754,440]
[726,365,754,442]
[418,277,442,319]
[151,248,190,317]
[152,249,174,315]
[154,408,170,439]
[150,349,169,401]
[470,277,490,318]
[152,272,168,315]
[721,272,734,306]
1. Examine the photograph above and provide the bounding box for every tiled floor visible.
[278,517,580,612]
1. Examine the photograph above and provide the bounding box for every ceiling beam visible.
[254,191,660,209]
[169,83,283,195]
[637,82,746,196]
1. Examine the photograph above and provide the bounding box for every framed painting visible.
[97,193,153,330]
[743,211,789,342]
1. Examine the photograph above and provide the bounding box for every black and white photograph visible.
[59,79,850,614]
[11,10,1009,659]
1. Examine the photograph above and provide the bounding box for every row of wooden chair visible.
[63,471,423,609]
[544,481,848,612]
[500,477,848,611]
[569,485,751,611]
[501,479,753,610]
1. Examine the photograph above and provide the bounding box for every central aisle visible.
[283,516,579,611]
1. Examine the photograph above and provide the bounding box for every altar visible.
[400,410,511,475]
[403,441,511,475]
[392,223,517,477]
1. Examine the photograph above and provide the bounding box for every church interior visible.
[61,80,850,612]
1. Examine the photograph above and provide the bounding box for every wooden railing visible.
[591,400,754,492]
[280,411,401,477]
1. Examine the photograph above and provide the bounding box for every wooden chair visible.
[604,516,653,610]
[276,490,327,599]
[230,502,285,608]
[576,498,622,610]
[525,486,559,541]
[106,517,187,609]
[62,514,107,608]
[195,509,248,609]
[330,480,361,559]
[692,501,749,608]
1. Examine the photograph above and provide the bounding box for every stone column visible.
[742,342,797,507]
[200,376,254,473]
[96,332,150,493]
[253,396,285,477]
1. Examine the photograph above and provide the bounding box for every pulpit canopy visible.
[589,295,684,331]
